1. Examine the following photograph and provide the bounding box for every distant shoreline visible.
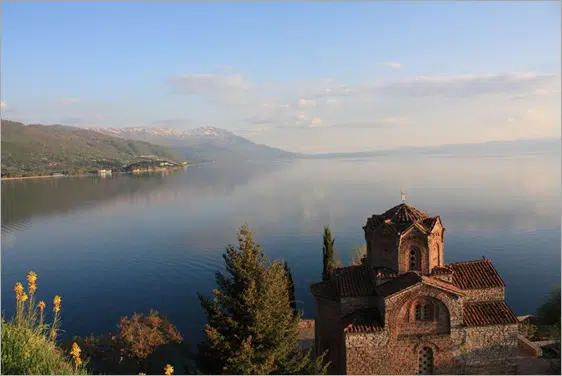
[1,175,61,181]
[1,166,191,181]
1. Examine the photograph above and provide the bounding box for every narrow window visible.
[423,304,433,321]
[415,306,420,320]
[409,247,420,271]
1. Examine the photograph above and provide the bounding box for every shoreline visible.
[2,165,191,181]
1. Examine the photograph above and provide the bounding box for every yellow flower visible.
[14,282,24,300]
[164,364,174,375]
[53,295,62,313]
[38,301,46,311]
[29,284,37,295]
[27,271,37,286]
[70,342,82,366]
[20,292,28,302]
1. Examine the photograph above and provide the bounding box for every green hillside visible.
[1,120,186,177]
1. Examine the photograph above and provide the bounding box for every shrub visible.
[118,310,183,361]
[1,271,88,375]
[74,311,184,374]
[519,322,538,340]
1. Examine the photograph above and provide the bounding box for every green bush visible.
[1,271,89,375]
[1,320,88,375]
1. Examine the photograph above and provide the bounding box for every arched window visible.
[409,247,421,271]
[415,303,435,321]
[415,305,422,320]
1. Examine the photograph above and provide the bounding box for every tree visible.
[322,226,336,281]
[350,244,367,266]
[537,286,561,339]
[198,224,327,375]
[283,262,298,318]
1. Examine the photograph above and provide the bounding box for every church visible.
[310,200,519,375]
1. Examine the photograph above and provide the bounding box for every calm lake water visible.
[2,154,561,343]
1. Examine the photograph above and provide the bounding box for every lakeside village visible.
[2,201,560,375]
[43,160,188,178]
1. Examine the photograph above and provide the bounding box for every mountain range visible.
[86,126,295,163]
[2,119,558,178]
[1,120,186,177]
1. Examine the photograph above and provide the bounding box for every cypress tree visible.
[283,262,298,318]
[322,226,336,281]
[198,224,327,375]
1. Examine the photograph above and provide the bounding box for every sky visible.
[1,1,560,153]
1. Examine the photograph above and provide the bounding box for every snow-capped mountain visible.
[85,125,293,163]
[87,125,235,139]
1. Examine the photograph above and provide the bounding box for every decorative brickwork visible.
[310,202,519,374]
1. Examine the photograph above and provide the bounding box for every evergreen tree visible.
[198,224,328,375]
[283,262,298,318]
[322,226,336,281]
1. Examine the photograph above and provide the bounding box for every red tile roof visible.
[420,275,465,295]
[332,265,376,297]
[447,259,506,290]
[364,203,440,235]
[431,266,453,275]
[463,300,518,327]
[342,309,384,333]
[310,281,338,300]
[375,272,422,297]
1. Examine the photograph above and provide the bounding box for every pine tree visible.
[283,262,298,318]
[322,226,336,281]
[198,224,328,375]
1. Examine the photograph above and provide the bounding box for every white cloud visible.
[0,101,7,109]
[377,61,402,69]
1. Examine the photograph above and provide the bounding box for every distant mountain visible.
[302,138,561,159]
[1,120,186,177]
[86,126,295,163]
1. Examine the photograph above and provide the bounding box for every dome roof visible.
[364,203,439,235]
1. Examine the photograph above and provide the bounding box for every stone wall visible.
[344,324,518,375]
[398,227,430,273]
[314,297,344,374]
[367,232,399,271]
[455,324,519,374]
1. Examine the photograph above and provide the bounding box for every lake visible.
[2,153,560,343]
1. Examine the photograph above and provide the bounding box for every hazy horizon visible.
[2,2,560,153]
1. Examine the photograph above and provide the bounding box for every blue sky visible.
[1,1,560,152]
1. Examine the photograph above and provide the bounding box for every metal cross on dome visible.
[401,190,406,203]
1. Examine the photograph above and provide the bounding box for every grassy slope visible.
[1,120,186,177]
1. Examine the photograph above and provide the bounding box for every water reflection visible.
[1,154,559,343]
